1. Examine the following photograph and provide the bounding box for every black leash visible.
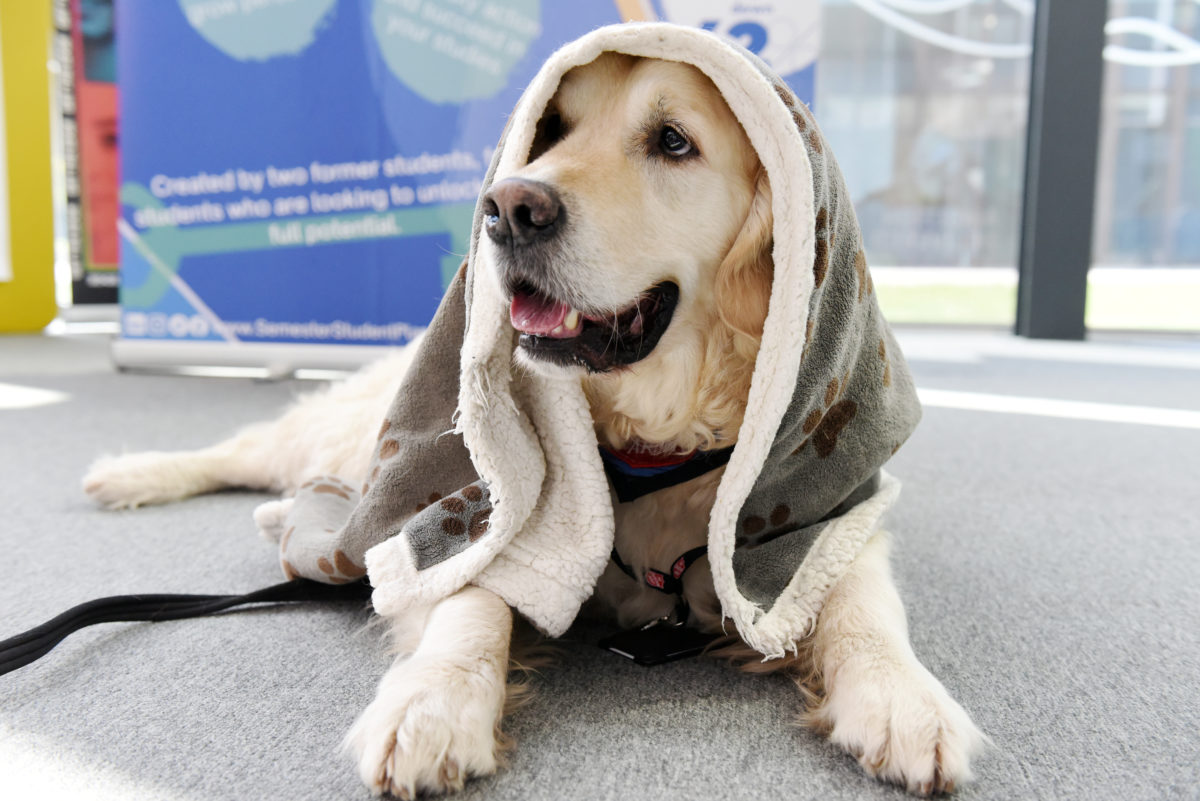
[0,578,371,677]
[3,549,719,675]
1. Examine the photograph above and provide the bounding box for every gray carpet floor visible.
[1,328,1198,800]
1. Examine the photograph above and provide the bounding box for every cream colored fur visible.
[82,344,419,509]
[82,54,982,799]
[493,55,768,455]
[344,586,511,799]
[806,533,986,795]
[590,467,725,630]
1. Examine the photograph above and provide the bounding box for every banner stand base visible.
[59,304,120,323]
[110,339,407,379]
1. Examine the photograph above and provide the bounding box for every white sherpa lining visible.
[365,372,546,616]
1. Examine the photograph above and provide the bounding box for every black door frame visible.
[1015,0,1109,340]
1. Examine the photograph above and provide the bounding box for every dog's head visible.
[480,53,773,377]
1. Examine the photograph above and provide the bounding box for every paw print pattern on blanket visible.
[361,420,399,494]
[277,475,363,583]
[795,374,859,460]
[770,81,833,290]
[736,344,883,548]
[878,337,892,388]
[773,78,881,307]
[280,525,299,579]
[414,491,443,512]
[772,80,823,155]
[433,483,493,542]
[313,537,367,584]
[737,502,795,549]
[813,207,832,289]
[404,481,493,570]
[855,249,874,302]
[306,478,355,501]
[284,542,367,584]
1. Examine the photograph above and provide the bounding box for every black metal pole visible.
[1015,0,1108,339]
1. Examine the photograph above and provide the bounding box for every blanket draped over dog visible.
[266,23,921,659]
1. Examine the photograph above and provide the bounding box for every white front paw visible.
[344,656,505,798]
[815,659,985,795]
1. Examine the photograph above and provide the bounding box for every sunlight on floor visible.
[0,382,69,410]
[0,735,168,801]
[918,388,1200,430]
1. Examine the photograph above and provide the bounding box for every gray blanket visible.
[266,23,920,659]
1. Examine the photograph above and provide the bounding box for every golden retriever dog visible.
[84,53,983,797]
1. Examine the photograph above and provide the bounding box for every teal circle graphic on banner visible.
[178,0,338,61]
[370,0,541,105]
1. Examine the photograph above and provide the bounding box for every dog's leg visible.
[82,421,291,509]
[808,532,985,795]
[82,347,416,509]
[345,586,513,798]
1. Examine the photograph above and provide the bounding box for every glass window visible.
[815,0,1034,326]
[1091,0,1200,332]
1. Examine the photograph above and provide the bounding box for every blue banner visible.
[117,0,818,350]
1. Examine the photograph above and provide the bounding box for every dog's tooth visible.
[551,325,564,335]
[565,309,580,330]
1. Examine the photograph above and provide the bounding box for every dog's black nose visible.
[483,178,563,247]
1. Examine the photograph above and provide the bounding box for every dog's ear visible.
[716,167,773,345]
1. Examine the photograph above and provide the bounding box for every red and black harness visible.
[610,544,709,599]
[599,442,733,611]
[596,444,731,665]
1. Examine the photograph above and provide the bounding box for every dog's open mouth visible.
[508,281,679,372]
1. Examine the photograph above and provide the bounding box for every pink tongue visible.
[510,292,579,339]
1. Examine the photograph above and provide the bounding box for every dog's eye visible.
[659,126,693,158]
[529,110,567,162]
